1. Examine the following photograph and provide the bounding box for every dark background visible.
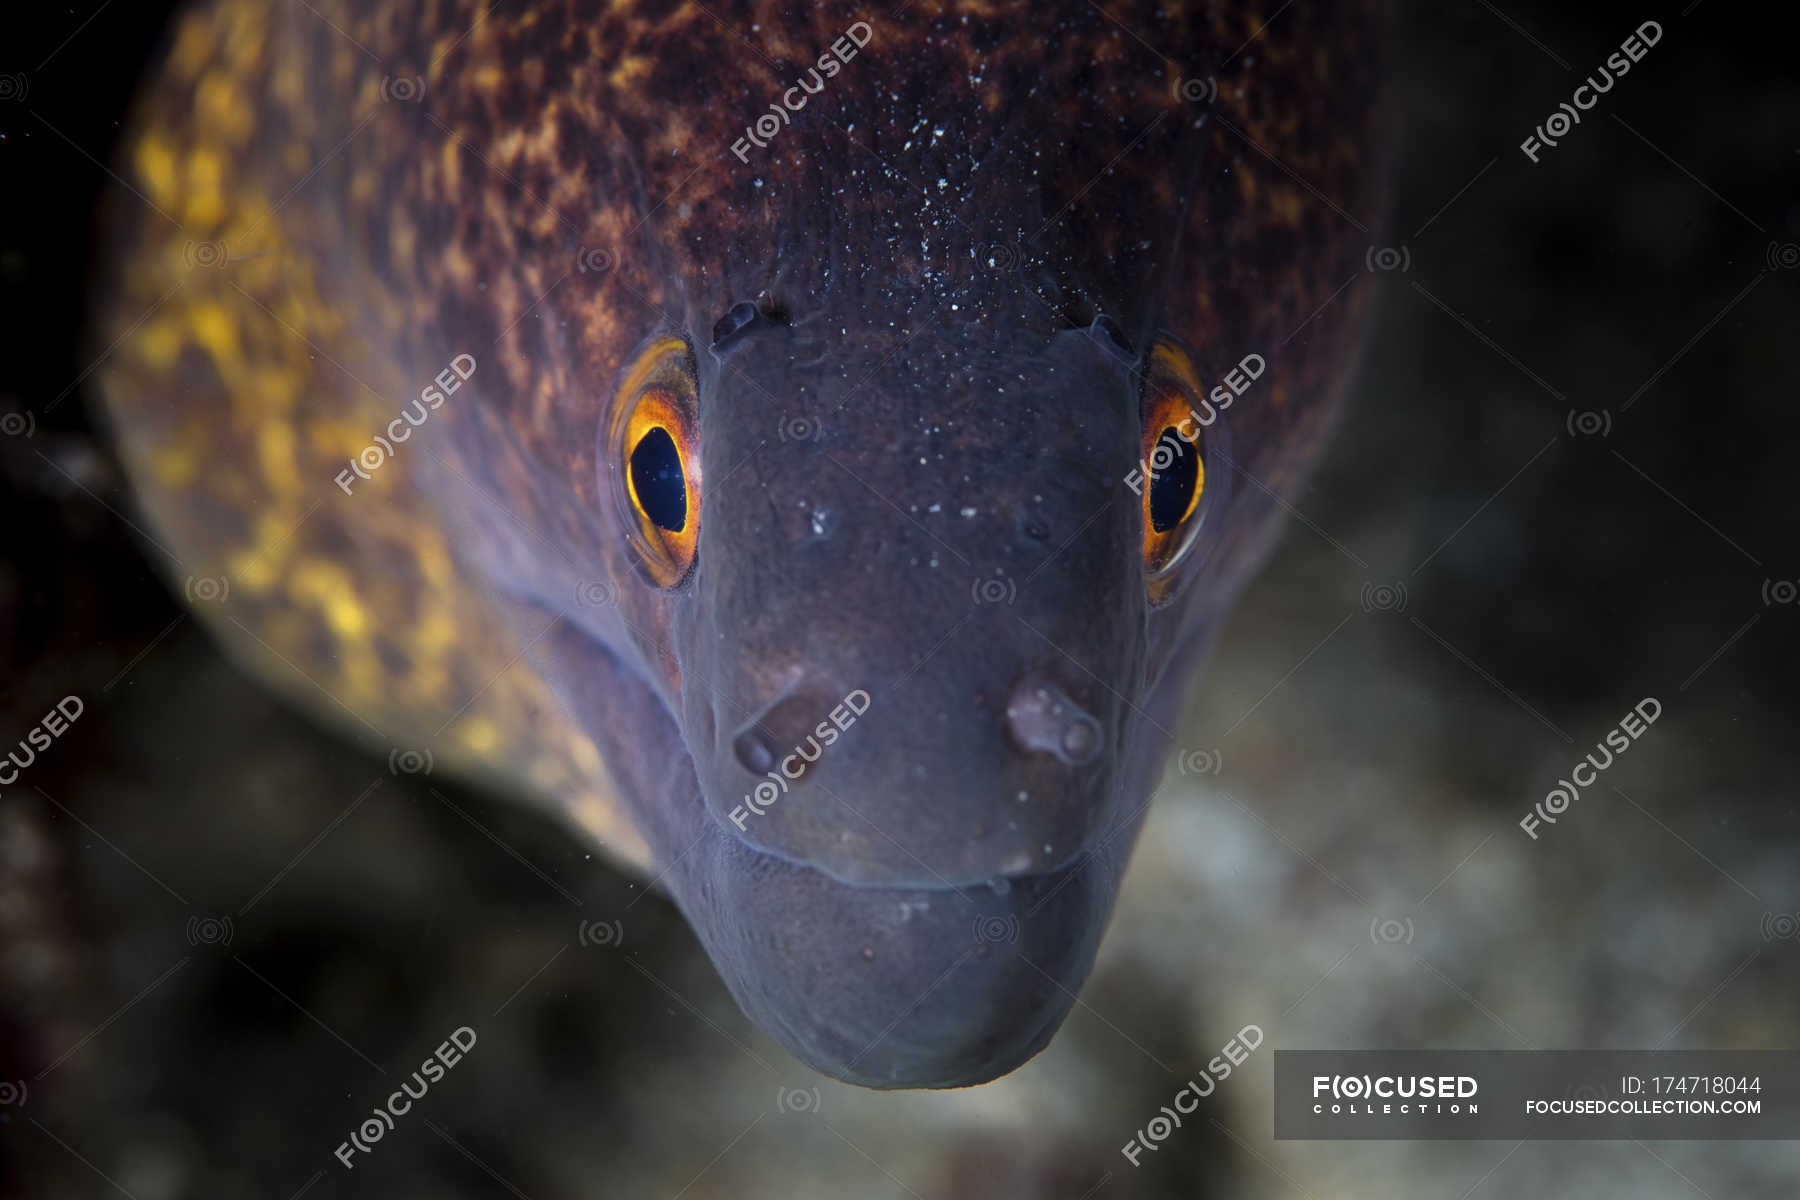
[3,1,1797,1197]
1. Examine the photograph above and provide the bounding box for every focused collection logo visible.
[1311,1074,1480,1116]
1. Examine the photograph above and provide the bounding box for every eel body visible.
[97,0,1383,1087]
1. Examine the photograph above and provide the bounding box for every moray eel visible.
[95,1,1382,1087]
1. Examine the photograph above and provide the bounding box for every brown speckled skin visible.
[98,0,1384,1086]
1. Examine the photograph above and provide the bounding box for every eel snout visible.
[691,818,1125,1089]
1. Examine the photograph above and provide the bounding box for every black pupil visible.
[1148,428,1197,533]
[630,427,687,532]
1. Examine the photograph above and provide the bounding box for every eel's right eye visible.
[608,335,700,587]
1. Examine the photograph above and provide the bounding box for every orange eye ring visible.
[1138,339,1211,603]
[608,335,700,587]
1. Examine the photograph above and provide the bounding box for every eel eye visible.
[1146,427,1200,534]
[1138,339,1212,603]
[630,426,687,531]
[608,335,700,587]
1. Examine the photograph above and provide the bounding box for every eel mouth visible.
[704,780,1112,894]
[650,738,1128,1087]
[684,826,1121,1089]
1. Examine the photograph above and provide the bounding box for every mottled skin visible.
[96,0,1383,1087]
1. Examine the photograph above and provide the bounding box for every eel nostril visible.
[733,728,777,775]
[1005,675,1103,766]
[728,684,844,780]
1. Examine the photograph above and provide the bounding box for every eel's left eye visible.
[609,335,700,587]
[1138,338,1212,603]
[1146,426,1201,534]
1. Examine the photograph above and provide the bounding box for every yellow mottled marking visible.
[255,421,301,497]
[150,442,201,489]
[456,717,502,755]
[435,138,460,199]
[196,71,254,145]
[289,559,369,640]
[136,136,181,208]
[184,148,229,228]
[608,55,652,91]
[169,17,215,78]
[138,317,186,370]
[189,300,239,366]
